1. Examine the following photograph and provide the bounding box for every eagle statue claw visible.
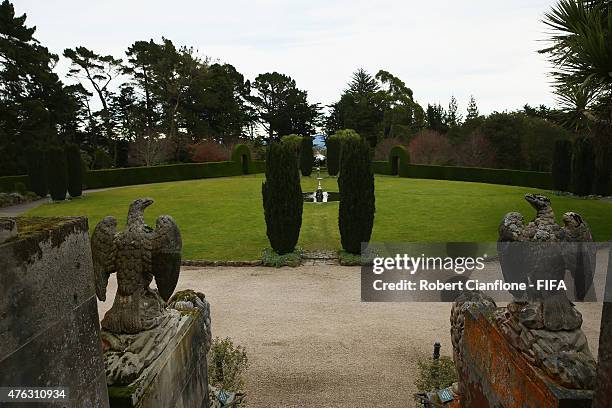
[91,198,182,334]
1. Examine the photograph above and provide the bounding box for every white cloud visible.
[17,0,558,114]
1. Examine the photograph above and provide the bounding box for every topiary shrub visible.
[262,142,303,254]
[326,135,341,176]
[388,145,410,176]
[552,139,572,192]
[231,144,251,174]
[300,136,314,176]
[571,137,595,196]
[27,147,47,197]
[46,146,68,201]
[280,134,303,154]
[338,133,375,254]
[65,144,83,198]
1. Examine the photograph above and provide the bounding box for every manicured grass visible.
[25,174,612,260]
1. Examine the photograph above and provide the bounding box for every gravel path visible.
[98,265,604,407]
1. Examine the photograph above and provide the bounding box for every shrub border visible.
[0,145,267,191]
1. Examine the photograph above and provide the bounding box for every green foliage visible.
[338,135,375,254]
[415,356,458,392]
[0,175,29,193]
[403,164,552,189]
[300,136,314,176]
[13,182,26,195]
[250,72,320,141]
[326,135,341,176]
[26,148,47,197]
[571,137,595,196]
[45,146,67,201]
[281,134,303,154]
[93,148,113,169]
[372,161,391,175]
[208,337,249,392]
[388,145,410,176]
[65,144,83,198]
[85,161,242,189]
[262,247,302,267]
[231,144,251,174]
[262,143,303,254]
[338,250,362,266]
[552,139,573,191]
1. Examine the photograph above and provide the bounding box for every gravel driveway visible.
[98,265,603,407]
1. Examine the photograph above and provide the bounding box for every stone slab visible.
[0,216,109,408]
[108,310,209,408]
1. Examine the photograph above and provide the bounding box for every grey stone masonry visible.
[0,217,109,408]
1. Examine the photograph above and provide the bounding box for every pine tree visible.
[300,136,313,176]
[447,96,461,127]
[262,143,303,254]
[466,95,479,120]
[338,134,375,254]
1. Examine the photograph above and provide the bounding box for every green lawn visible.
[25,174,612,260]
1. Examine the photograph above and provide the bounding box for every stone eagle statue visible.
[92,198,182,334]
[491,193,597,388]
[497,193,596,310]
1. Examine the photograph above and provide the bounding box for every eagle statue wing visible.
[497,212,528,299]
[91,216,117,301]
[562,212,596,301]
[151,215,182,301]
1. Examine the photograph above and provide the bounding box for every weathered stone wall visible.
[0,217,109,407]
[107,310,209,408]
[460,308,593,408]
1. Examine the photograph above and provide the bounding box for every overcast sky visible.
[17,0,559,115]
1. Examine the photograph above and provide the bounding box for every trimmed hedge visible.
[66,144,83,198]
[338,134,375,254]
[262,142,303,255]
[0,175,29,193]
[372,161,391,175]
[300,136,314,176]
[46,146,68,201]
[27,148,47,197]
[388,145,410,176]
[85,161,242,189]
[0,144,266,192]
[250,160,266,174]
[326,136,341,176]
[231,144,251,174]
[552,140,572,192]
[404,164,552,189]
[571,137,595,196]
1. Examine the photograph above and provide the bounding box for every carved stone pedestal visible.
[460,308,594,408]
[105,309,209,408]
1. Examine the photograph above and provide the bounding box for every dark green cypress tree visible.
[552,139,572,191]
[65,144,83,198]
[262,143,303,254]
[571,137,595,196]
[326,135,341,176]
[26,148,47,197]
[338,134,375,254]
[46,146,68,201]
[300,136,314,176]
